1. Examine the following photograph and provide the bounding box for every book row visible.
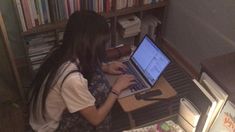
[15,0,142,32]
[14,0,163,32]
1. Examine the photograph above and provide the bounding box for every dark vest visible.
[56,68,112,132]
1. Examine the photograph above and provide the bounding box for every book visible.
[178,115,196,132]
[45,0,51,23]
[48,0,56,22]
[36,0,45,24]
[118,15,141,29]
[30,0,39,26]
[192,79,217,132]
[209,101,235,132]
[35,0,43,24]
[41,0,49,23]
[14,0,27,31]
[178,97,201,132]
[27,0,36,27]
[118,15,141,38]
[178,98,201,127]
[199,72,228,131]
[21,0,33,29]
[140,15,161,41]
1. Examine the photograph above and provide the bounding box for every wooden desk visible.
[117,76,177,127]
[118,77,177,112]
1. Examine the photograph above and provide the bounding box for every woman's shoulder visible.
[57,61,86,84]
[60,61,79,73]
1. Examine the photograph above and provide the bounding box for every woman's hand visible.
[102,61,126,75]
[112,74,136,94]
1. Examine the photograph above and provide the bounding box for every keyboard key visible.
[123,61,147,92]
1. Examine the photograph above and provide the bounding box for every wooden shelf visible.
[21,1,168,37]
[21,20,67,36]
[115,0,167,17]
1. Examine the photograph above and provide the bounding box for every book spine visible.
[21,0,33,29]
[27,0,36,27]
[47,0,54,22]
[106,0,110,13]
[92,0,95,12]
[67,0,71,16]
[45,0,51,23]
[41,0,48,23]
[64,0,69,19]
[77,0,80,11]
[55,0,60,21]
[69,0,75,14]
[100,0,103,12]
[74,0,78,11]
[57,0,64,20]
[34,0,41,25]
[15,0,27,31]
[37,0,45,24]
[98,0,100,13]
[61,0,66,20]
[90,0,94,11]
[30,0,39,26]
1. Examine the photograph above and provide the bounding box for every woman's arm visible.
[79,92,117,126]
[79,74,135,126]
[102,61,127,75]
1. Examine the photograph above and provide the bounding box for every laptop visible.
[107,35,171,98]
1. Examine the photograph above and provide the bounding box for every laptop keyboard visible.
[123,61,147,92]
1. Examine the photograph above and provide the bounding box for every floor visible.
[0,61,194,132]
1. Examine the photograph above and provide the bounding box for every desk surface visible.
[118,77,177,112]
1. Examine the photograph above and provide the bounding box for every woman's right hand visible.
[112,74,136,94]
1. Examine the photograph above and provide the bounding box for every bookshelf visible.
[14,0,168,74]
[20,1,168,36]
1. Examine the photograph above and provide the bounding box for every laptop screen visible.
[131,36,170,86]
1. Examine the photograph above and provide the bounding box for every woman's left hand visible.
[102,61,126,75]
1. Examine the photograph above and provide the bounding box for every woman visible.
[29,10,135,132]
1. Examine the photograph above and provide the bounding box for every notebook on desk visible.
[107,35,171,98]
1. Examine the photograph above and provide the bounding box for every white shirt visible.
[30,62,96,132]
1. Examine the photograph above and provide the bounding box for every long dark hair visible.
[29,10,110,119]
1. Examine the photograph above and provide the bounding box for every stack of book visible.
[178,98,200,132]
[198,73,229,132]
[117,15,141,38]
[26,31,57,71]
[140,15,161,41]
[177,73,228,132]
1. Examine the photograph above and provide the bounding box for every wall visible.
[163,0,235,72]
[0,0,25,58]
[0,32,20,102]
[0,1,23,102]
